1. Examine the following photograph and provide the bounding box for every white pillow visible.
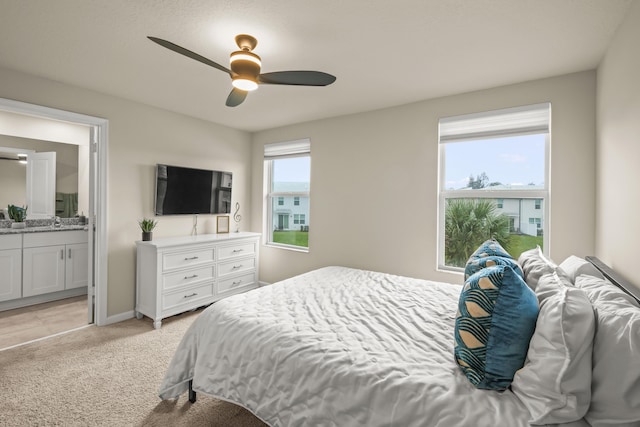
[512,272,595,424]
[517,246,556,291]
[574,275,640,426]
[559,255,604,283]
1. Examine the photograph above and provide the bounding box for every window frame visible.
[437,104,551,273]
[263,139,311,252]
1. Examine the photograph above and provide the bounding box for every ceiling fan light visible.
[230,51,261,67]
[230,51,262,89]
[232,77,259,91]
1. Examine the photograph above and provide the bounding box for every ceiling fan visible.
[148,34,336,107]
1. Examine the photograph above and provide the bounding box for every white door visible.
[87,126,97,323]
[26,151,56,219]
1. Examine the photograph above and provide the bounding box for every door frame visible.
[0,97,108,326]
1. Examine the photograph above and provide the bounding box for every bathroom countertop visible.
[0,225,88,235]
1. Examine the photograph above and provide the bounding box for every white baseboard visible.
[104,282,270,326]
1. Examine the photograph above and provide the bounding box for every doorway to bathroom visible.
[0,97,108,349]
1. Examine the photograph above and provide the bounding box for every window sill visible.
[437,265,464,276]
[265,242,309,253]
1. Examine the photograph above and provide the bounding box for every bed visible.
[158,246,640,427]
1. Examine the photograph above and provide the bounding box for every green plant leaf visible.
[138,218,158,232]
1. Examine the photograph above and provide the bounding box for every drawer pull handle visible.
[232,280,243,286]
[184,256,199,260]
[232,265,242,269]
[183,293,198,298]
[184,274,198,280]
[232,249,244,253]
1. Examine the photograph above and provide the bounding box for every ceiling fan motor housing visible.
[230,50,261,90]
[230,51,261,77]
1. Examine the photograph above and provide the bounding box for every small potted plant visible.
[138,218,158,241]
[8,204,27,229]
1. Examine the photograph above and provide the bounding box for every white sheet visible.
[159,266,590,427]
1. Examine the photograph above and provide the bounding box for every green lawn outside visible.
[508,234,543,260]
[273,231,309,248]
[271,230,536,257]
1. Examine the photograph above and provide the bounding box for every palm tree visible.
[445,199,511,268]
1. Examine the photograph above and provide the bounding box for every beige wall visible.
[0,66,252,317]
[596,0,640,288]
[252,71,597,285]
[0,55,608,317]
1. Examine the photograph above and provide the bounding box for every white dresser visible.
[135,232,260,329]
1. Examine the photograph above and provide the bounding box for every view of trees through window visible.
[445,196,544,268]
[440,129,548,270]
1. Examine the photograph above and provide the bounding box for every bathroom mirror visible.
[0,135,82,219]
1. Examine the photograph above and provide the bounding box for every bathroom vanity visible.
[0,225,89,311]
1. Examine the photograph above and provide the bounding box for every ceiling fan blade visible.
[258,71,336,86]
[226,88,248,107]
[148,36,231,74]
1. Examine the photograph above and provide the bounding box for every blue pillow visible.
[468,239,512,259]
[464,239,522,280]
[454,264,539,390]
[464,255,522,281]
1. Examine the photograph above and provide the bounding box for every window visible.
[264,139,310,250]
[438,103,550,271]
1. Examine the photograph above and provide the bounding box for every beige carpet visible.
[0,309,269,427]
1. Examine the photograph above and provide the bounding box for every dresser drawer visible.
[163,282,214,311]
[218,241,256,261]
[218,272,256,295]
[162,247,215,272]
[218,257,255,277]
[162,265,215,290]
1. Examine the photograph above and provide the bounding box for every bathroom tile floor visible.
[0,296,89,351]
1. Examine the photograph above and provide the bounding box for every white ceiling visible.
[0,0,633,132]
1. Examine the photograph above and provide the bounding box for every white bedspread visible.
[159,266,589,427]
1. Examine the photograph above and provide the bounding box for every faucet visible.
[52,216,61,228]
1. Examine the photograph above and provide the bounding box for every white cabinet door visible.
[23,245,66,297]
[0,249,22,302]
[65,242,88,290]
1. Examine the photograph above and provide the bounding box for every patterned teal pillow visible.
[464,239,523,280]
[465,256,522,281]
[454,264,539,390]
[468,239,512,259]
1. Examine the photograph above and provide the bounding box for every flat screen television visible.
[154,164,232,215]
